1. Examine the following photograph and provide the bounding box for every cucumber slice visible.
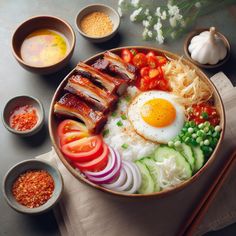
[136,161,155,194]
[175,143,195,170]
[192,146,204,172]
[141,158,160,192]
[154,146,192,179]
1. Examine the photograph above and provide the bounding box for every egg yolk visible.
[141,98,176,127]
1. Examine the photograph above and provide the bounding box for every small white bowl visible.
[75,4,120,43]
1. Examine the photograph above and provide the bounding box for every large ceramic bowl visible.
[12,15,75,74]
[49,46,225,198]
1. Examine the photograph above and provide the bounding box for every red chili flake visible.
[12,170,55,208]
[9,105,38,131]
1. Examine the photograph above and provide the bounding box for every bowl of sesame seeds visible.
[75,4,120,43]
[2,159,63,214]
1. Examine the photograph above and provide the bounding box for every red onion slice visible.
[113,162,133,192]
[102,167,127,189]
[86,147,122,184]
[124,161,142,194]
[84,146,116,178]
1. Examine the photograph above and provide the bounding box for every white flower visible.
[167,4,180,16]
[142,28,153,40]
[144,8,150,16]
[131,0,140,8]
[118,0,125,6]
[154,18,162,31]
[155,7,161,17]
[117,7,122,17]
[155,7,167,20]
[161,10,167,20]
[169,17,177,27]
[195,2,201,8]
[156,29,164,44]
[130,7,143,22]
[142,20,150,28]
[147,15,152,21]
[148,30,153,38]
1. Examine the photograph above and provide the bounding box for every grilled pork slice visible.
[64,75,118,113]
[54,93,107,133]
[104,51,137,81]
[76,62,127,95]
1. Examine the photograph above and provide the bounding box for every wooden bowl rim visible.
[11,15,76,69]
[49,46,225,199]
[184,28,231,69]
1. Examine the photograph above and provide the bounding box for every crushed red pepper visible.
[9,105,38,131]
[12,170,55,208]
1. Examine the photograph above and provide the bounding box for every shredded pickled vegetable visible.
[163,59,213,106]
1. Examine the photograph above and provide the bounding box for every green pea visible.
[204,139,210,146]
[188,127,194,133]
[174,140,181,147]
[196,137,202,143]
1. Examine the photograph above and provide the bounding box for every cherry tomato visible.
[57,119,88,138]
[61,135,103,162]
[157,56,167,66]
[156,78,169,91]
[187,103,220,126]
[121,49,133,63]
[146,51,156,58]
[149,68,161,79]
[74,144,109,171]
[60,131,89,146]
[132,53,147,68]
[146,55,159,68]
[140,67,150,77]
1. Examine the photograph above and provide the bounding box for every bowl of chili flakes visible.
[2,95,45,136]
[2,159,63,214]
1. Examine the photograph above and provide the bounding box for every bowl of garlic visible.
[184,27,230,69]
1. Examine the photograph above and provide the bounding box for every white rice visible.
[103,86,158,162]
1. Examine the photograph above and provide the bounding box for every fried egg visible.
[127,91,185,143]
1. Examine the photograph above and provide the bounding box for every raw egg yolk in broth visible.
[141,98,176,127]
[20,29,68,67]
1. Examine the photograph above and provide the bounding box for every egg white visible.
[127,91,185,143]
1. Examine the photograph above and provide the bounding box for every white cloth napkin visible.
[37,72,236,236]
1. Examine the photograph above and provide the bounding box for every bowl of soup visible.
[12,15,76,74]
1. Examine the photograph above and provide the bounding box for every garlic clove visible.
[188,27,228,65]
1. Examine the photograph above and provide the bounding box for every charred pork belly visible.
[76,62,127,95]
[64,75,118,113]
[103,51,137,81]
[54,93,107,133]
[92,58,109,71]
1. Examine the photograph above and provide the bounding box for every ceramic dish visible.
[2,95,44,136]
[2,159,63,214]
[49,46,225,198]
[75,4,120,43]
[184,28,230,69]
[12,15,75,74]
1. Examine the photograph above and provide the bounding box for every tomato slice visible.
[74,144,109,171]
[132,53,147,69]
[121,49,133,63]
[157,56,167,66]
[156,78,169,91]
[57,119,88,138]
[61,135,103,162]
[146,55,159,68]
[140,66,150,77]
[60,131,89,146]
[146,51,156,58]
